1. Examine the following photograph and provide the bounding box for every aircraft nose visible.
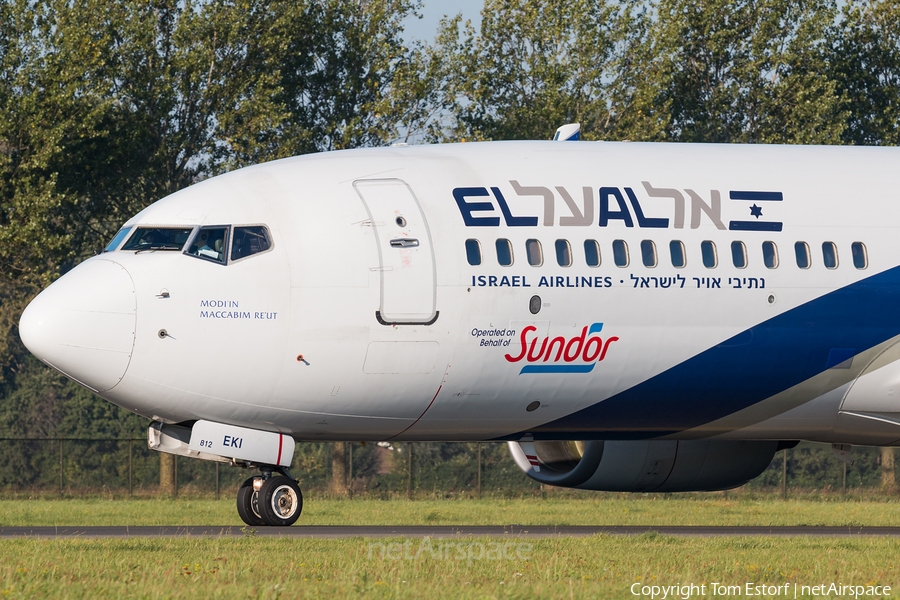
[19,258,136,392]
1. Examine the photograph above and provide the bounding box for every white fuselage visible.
[19,141,900,446]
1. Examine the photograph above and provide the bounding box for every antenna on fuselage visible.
[552,123,581,141]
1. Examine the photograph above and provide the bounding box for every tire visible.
[258,476,303,527]
[236,477,265,527]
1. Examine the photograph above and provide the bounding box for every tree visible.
[881,447,896,493]
[0,0,111,286]
[0,0,424,282]
[259,0,424,157]
[434,0,629,142]
[829,0,900,146]
[611,0,847,144]
[331,442,349,496]
[0,0,427,484]
[7,0,900,495]
[0,0,423,351]
[0,0,293,391]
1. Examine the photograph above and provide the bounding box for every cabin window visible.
[852,242,868,269]
[613,240,629,267]
[731,241,747,268]
[822,242,838,269]
[701,241,717,268]
[465,239,482,266]
[669,240,686,268]
[122,227,192,252]
[762,241,779,268]
[104,227,133,252]
[584,240,601,267]
[186,226,229,263]
[526,239,543,266]
[231,226,272,261]
[555,239,572,267]
[641,240,657,268]
[794,242,810,269]
[496,239,513,266]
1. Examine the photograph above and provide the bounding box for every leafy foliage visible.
[1,0,900,494]
[752,445,889,490]
[613,0,847,144]
[829,0,900,146]
[433,0,629,142]
[0,0,426,488]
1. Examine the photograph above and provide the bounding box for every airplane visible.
[18,124,900,526]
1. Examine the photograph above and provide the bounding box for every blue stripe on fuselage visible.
[499,264,900,441]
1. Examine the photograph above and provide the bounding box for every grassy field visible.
[0,534,897,599]
[2,495,900,527]
[2,497,899,598]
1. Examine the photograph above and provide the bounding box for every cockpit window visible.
[231,226,272,261]
[121,227,192,251]
[104,227,132,252]
[186,226,229,263]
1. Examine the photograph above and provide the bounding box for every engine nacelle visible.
[508,439,781,492]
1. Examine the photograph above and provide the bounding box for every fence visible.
[0,438,534,498]
[0,439,895,498]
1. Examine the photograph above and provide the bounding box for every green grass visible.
[0,535,897,599]
[3,496,900,527]
[2,497,900,598]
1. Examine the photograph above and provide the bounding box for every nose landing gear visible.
[236,468,303,527]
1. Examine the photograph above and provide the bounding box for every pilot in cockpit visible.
[193,230,222,260]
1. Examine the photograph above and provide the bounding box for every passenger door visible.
[353,179,437,324]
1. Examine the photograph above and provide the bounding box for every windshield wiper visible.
[135,244,182,254]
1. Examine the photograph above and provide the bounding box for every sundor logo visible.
[504,323,618,374]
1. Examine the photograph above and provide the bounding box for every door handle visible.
[390,238,419,248]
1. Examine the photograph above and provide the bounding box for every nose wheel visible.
[236,471,303,527]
